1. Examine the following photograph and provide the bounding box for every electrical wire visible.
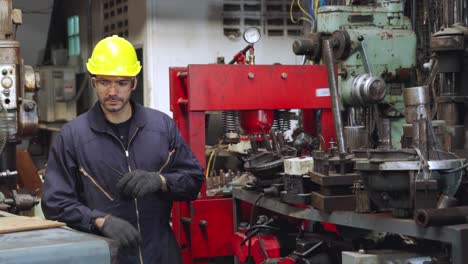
[298,0,314,21]
[205,141,227,179]
[249,193,265,228]
[247,224,279,232]
[205,149,216,179]
[315,0,320,18]
[209,147,222,177]
[290,0,315,25]
[257,233,269,259]
[246,193,265,261]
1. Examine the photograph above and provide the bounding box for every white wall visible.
[14,0,54,66]
[145,0,303,115]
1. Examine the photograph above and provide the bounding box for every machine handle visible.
[358,35,373,76]
[322,38,347,158]
[180,217,192,224]
[177,98,189,105]
[199,219,208,227]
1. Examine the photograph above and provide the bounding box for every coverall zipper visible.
[79,167,114,202]
[159,149,175,173]
[106,128,144,264]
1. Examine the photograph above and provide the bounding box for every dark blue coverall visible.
[42,101,204,263]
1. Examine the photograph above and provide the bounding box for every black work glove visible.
[100,215,141,251]
[116,169,163,198]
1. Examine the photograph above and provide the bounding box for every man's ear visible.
[131,78,138,91]
[90,76,96,89]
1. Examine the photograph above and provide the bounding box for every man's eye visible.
[99,80,111,86]
[118,80,131,86]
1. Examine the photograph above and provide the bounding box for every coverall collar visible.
[88,100,146,133]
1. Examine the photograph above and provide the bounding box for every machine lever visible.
[199,220,208,227]
[180,217,192,224]
[323,38,347,158]
[357,35,373,76]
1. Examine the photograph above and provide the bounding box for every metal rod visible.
[457,0,463,24]
[357,36,372,76]
[269,129,281,152]
[415,206,468,227]
[465,0,468,26]
[412,0,416,31]
[322,39,346,157]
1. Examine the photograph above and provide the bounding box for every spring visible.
[221,110,240,135]
[273,110,291,132]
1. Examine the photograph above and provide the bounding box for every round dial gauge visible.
[243,27,261,44]
[1,76,12,89]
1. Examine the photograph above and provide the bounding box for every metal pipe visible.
[322,39,346,157]
[87,0,93,58]
[457,0,463,24]
[411,0,416,31]
[228,44,253,64]
[414,206,468,227]
[465,0,468,26]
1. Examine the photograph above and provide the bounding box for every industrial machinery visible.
[0,0,40,213]
[169,27,335,262]
[37,66,77,122]
[291,0,467,219]
[170,63,334,264]
[292,0,426,214]
[169,0,468,264]
[0,2,119,263]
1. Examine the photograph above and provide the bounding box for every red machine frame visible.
[169,64,334,264]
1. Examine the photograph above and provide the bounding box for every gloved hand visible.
[99,215,141,251]
[116,169,163,198]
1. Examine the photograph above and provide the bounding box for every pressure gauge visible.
[1,76,12,89]
[243,27,261,44]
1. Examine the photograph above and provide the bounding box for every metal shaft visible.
[323,39,346,157]
[415,206,468,227]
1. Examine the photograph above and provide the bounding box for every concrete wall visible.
[14,0,54,66]
[145,0,304,115]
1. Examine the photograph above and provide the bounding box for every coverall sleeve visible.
[160,120,205,201]
[41,127,106,233]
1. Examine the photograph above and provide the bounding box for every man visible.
[42,35,204,264]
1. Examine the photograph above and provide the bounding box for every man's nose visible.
[107,85,119,95]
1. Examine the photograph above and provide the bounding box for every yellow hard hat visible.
[86,35,141,77]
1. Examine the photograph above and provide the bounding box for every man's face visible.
[93,75,137,113]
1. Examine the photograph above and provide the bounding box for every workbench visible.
[232,188,468,264]
[0,211,117,264]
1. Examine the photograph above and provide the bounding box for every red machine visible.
[169,64,334,264]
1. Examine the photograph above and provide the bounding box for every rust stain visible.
[381,31,394,40]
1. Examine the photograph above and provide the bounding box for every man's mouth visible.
[106,97,122,104]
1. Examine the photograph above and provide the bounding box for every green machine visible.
[293,1,465,217]
[293,0,465,217]
[294,0,416,149]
